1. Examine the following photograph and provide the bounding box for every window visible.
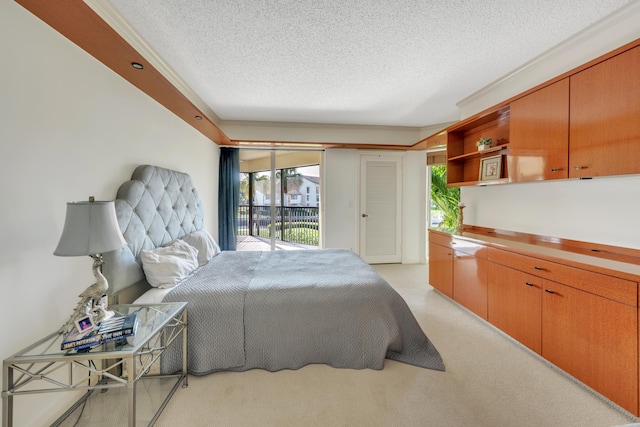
[429,164,459,229]
[237,152,321,250]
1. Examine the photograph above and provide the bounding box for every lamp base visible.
[60,254,113,333]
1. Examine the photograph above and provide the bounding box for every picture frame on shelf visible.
[479,155,503,181]
[74,315,95,334]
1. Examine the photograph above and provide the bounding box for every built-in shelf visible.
[445,105,511,186]
[448,144,508,161]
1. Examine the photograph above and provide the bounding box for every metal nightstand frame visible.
[2,303,188,427]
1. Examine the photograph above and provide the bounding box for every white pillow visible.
[140,240,199,289]
[181,229,220,266]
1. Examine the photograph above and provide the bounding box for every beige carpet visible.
[154,263,638,427]
[61,264,640,427]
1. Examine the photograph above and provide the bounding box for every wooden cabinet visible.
[487,262,541,353]
[569,45,640,178]
[452,239,488,319]
[488,249,639,414]
[430,231,640,414]
[440,40,640,187]
[428,233,453,298]
[508,78,569,182]
[486,245,638,414]
[429,236,640,414]
[488,247,636,306]
[429,231,488,314]
[542,280,638,415]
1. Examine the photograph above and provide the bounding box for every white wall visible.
[0,3,219,425]
[462,175,640,250]
[323,149,426,262]
[323,149,359,251]
[402,151,427,264]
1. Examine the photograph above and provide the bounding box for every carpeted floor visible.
[61,263,640,426]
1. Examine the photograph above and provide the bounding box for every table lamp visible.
[54,197,126,333]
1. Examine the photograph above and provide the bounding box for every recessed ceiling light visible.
[195,115,203,120]
[131,62,144,70]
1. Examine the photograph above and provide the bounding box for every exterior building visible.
[254,175,320,207]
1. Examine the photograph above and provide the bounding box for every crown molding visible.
[457,1,640,119]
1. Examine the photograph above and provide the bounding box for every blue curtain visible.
[218,147,240,250]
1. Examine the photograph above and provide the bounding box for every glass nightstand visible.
[2,302,187,427]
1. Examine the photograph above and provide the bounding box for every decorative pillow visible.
[140,240,199,289]
[181,229,221,266]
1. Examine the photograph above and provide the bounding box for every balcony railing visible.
[237,205,319,246]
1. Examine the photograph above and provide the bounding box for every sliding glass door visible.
[237,150,321,251]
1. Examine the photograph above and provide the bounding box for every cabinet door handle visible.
[573,165,586,170]
[550,168,560,172]
[525,282,535,287]
[544,289,555,294]
[534,266,544,271]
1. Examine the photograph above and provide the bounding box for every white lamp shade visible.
[54,201,126,256]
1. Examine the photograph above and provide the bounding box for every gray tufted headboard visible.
[102,165,204,303]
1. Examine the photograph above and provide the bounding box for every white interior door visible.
[359,155,402,263]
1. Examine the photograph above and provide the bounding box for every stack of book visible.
[61,312,138,352]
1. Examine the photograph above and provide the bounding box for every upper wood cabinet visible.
[508,78,569,182]
[436,39,640,187]
[569,45,640,178]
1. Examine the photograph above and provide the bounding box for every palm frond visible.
[430,165,460,228]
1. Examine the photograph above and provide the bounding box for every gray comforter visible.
[162,249,444,374]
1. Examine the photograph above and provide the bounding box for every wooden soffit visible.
[15,0,231,145]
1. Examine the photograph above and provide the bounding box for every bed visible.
[102,165,444,374]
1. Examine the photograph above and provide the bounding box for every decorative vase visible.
[478,145,487,151]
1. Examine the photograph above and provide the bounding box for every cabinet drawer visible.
[452,238,487,258]
[488,248,637,306]
[429,232,452,247]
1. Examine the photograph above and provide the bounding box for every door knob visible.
[362,213,369,218]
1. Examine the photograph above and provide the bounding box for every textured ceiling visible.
[107,0,630,128]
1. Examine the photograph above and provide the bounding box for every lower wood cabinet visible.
[428,232,488,316]
[429,230,640,415]
[542,280,638,415]
[487,262,541,353]
[428,240,453,298]
[453,249,488,320]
